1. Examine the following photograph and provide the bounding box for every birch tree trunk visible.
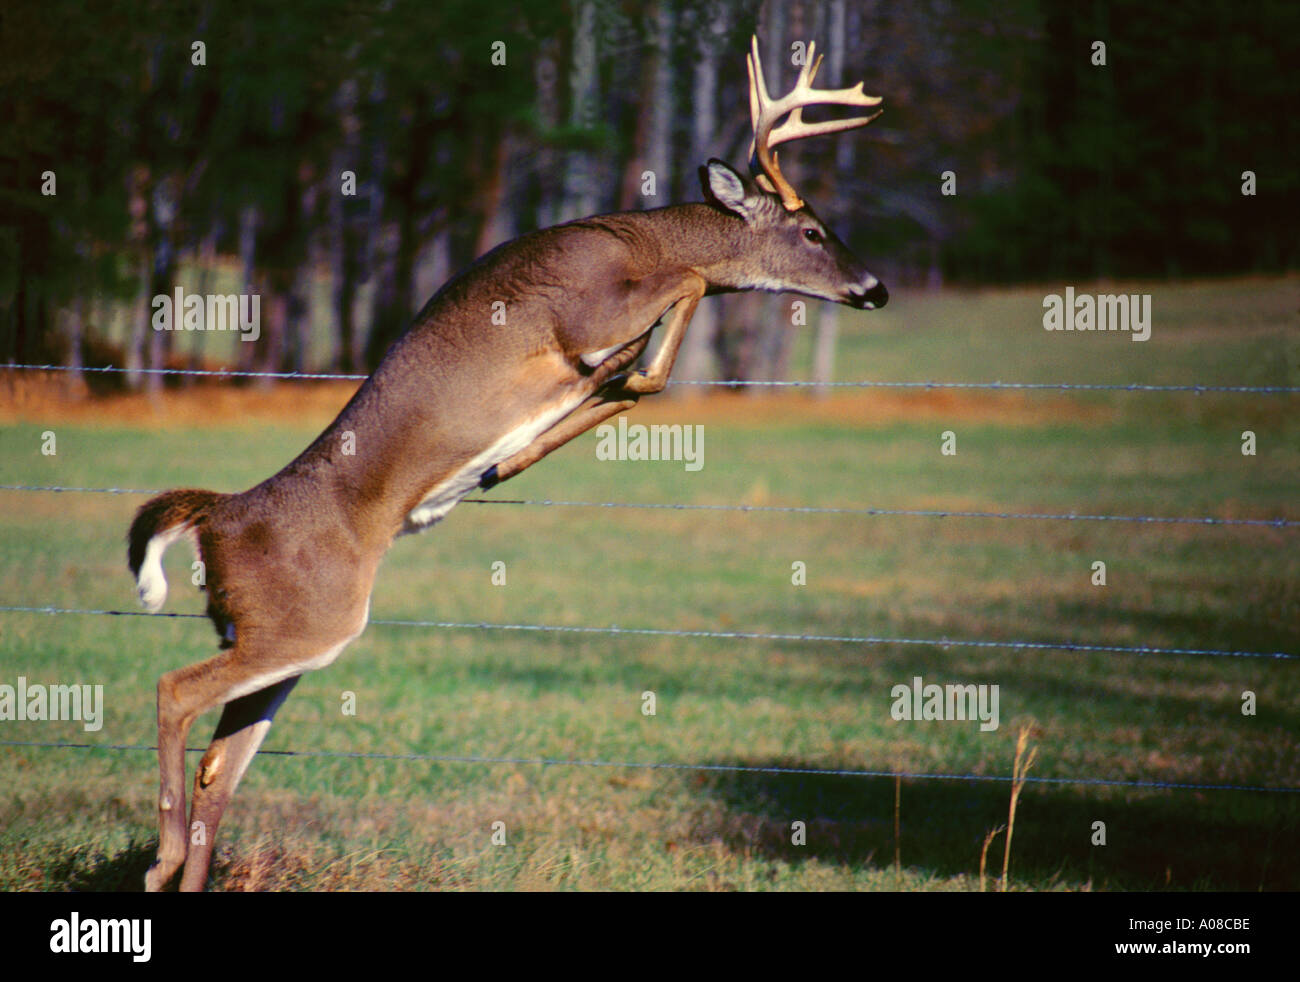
[813,0,849,398]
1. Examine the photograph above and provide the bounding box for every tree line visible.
[1,0,1294,389]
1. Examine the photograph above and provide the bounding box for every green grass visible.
[1,275,1297,890]
[801,274,1299,390]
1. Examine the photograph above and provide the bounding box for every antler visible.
[746,36,883,211]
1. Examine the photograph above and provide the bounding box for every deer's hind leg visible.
[481,333,651,488]
[481,393,641,488]
[175,676,301,892]
[145,646,316,892]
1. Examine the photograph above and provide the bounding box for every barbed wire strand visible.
[0,485,1294,529]
[5,362,1298,393]
[0,739,1293,795]
[0,604,1292,660]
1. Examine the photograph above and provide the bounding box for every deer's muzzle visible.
[849,279,889,310]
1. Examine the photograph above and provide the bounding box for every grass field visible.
[1,275,1297,890]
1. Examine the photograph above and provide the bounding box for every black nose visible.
[861,280,888,309]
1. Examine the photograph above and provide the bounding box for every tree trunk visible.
[534,39,562,229]
[619,3,673,211]
[190,225,219,378]
[475,130,513,257]
[647,2,674,203]
[235,204,260,373]
[564,0,599,220]
[331,78,362,373]
[672,2,725,388]
[333,213,362,373]
[145,248,173,395]
[144,176,182,395]
[748,18,792,394]
[415,222,451,312]
[124,165,152,390]
[813,0,849,398]
[360,76,393,368]
[63,236,88,397]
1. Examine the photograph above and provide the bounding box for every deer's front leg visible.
[619,282,706,395]
[484,275,706,488]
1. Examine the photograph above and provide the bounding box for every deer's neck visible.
[594,204,754,288]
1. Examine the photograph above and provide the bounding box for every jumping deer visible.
[129,37,889,891]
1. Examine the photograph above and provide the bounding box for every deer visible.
[128,37,889,891]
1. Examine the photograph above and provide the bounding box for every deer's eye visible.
[803,228,824,245]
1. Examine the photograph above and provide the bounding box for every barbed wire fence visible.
[1,361,1297,797]
[2,484,1297,527]
[7,361,1300,392]
[2,736,1296,795]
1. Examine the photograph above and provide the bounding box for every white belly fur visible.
[401,393,588,534]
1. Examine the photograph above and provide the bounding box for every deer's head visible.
[700,159,888,310]
[699,37,888,311]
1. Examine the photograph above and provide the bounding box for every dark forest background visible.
[1,0,1296,387]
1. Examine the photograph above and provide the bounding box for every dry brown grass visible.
[0,371,1111,430]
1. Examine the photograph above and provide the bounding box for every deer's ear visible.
[700,159,756,218]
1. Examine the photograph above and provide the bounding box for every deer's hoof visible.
[144,861,177,893]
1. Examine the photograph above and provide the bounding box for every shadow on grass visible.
[692,759,1300,890]
[46,837,157,891]
[44,838,313,893]
[1051,593,1300,667]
